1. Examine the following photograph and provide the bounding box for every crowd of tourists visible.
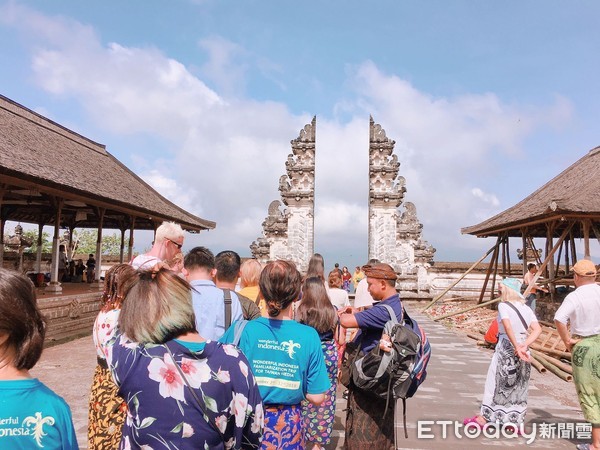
[0,220,598,450]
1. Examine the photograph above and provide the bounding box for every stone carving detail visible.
[368,117,436,295]
[68,299,82,319]
[251,117,316,272]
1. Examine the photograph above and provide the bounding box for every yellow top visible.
[238,285,266,316]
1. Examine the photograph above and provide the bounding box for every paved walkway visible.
[32,304,588,449]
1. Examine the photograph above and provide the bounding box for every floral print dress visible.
[105,334,264,449]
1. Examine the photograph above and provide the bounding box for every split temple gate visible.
[250,116,436,296]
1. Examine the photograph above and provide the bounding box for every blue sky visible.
[1,0,599,270]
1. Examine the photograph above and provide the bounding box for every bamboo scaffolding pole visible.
[442,296,478,303]
[530,344,570,360]
[532,352,572,381]
[489,240,500,301]
[478,237,503,305]
[422,240,501,312]
[522,224,573,298]
[433,226,574,322]
[530,356,546,374]
[531,349,572,374]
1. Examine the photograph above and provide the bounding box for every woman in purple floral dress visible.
[103,268,263,449]
[296,276,345,449]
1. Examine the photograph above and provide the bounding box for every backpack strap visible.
[223,289,232,329]
[502,301,529,331]
[232,319,249,346]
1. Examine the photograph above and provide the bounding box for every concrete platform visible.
[31,304,589,449]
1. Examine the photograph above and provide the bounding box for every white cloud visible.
[1,5,575,265]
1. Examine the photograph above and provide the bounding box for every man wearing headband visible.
[338,262,401,449]
[554,259,600,450]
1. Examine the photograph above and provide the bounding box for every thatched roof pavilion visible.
[0,94,215,290]
[462,146,600,239]
[461,146,600,302]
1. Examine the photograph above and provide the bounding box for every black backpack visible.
[351,304,431,438]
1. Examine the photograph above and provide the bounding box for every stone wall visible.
[38,291,102,346]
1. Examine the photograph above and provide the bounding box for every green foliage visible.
[22,230,52,253]
[72,230,129,256]
[21,229,129,256]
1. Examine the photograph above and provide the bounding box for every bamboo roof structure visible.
[461,146,600,238]
[0,94,215,232]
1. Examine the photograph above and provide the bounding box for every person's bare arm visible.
[306,393,326,406]
[338,306,359,328]
[554,319,577,352]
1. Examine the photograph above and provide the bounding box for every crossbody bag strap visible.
[502,301,529,331]
[223,289,232,329]
[165,345,225,444]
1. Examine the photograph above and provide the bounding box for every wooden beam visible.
[522,223,574,298]
[583,219,591,258]
[422,239,501,311]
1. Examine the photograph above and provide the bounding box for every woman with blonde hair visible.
[221,260,330,449]
[296,277,345,450]
[239,259,265,314]
[103,268,263,449]
[88,263,136,449]
[464,278,542,432]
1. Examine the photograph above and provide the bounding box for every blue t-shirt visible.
[190,280,243,341]
[0,378,78,450]
[354,294,403,353]
[220,318,331,405]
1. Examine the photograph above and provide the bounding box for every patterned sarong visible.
[480,337,531,425]
[302,339,338,446]
[572,334,600,425]
[262,404,304,449]
[88,362,126,449]
[344,386,395,450]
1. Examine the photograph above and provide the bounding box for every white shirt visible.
[353,278,374,308]
[498,301,538,341]
[328,287,350,310]
[554,283,600,336]
[130,254,161,270]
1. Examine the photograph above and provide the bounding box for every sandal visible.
[463,416,485,429]
[576,444,591,450]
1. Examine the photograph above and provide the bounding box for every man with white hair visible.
[554,259,600,450]
[130,221,184,270]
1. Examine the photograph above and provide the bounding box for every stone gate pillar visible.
[251,117,316,273]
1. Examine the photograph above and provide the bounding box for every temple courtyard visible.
[31,302,588,449]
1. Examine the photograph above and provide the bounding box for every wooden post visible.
[127,216,136,263]
[119,226,126,264]
[546,222,556,301]
[422,240,501,311]
[522,224,573,298]
[583,219,591,258]
[591,222,600,246]
[474,236,503,305]
[94,208,105,286]
[46,198,63,293]
[506,233,511,275]
[36,222,44,274]
[521,229,528,277]
[487,236,503,303]
[501,236,507,277]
